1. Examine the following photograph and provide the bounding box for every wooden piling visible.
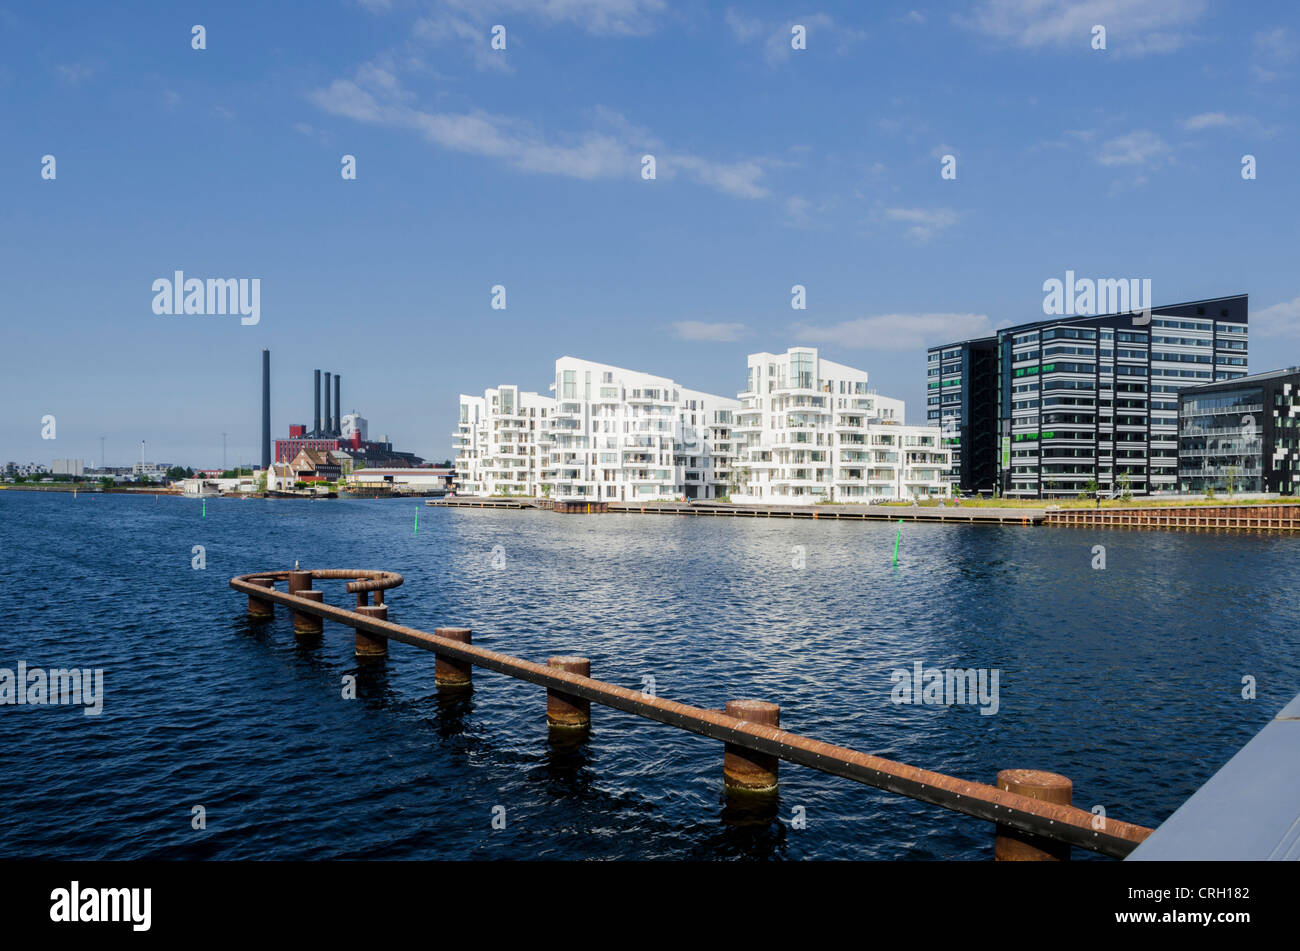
[354,604,388,657]
[546,656,591,729]
[293,589,324,638]
[434,627,473,688]
[724,700,780,792]
[247,577,275,619]
[994,769,1073,861]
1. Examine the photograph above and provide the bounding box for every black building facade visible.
[1178,367,1300,494]
[928,294,1248,497]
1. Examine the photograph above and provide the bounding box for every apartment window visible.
[563,370,576,399]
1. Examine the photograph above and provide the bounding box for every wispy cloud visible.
[1253,27,1297,82]
[725,9,865,65]
[1180,112,1240,131]
[959,0,1206,56]
[310,67,771,199]
[1253,295,1300,337]
[1095,129,1169,167]
[882,206,959,242]
[672,321,748,342]
[56,62,95,84]
[794,312,994,351]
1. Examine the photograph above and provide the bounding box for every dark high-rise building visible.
[927,295,1248,497]
[1178,367,1300,494]
[261,349,271,470]
[926,336,998,493]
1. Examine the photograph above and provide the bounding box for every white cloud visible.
[672,321,748,342]
[1180,112,1239,131]
[883,206,959,242]
[794,312,994,351]
[959,0,1206,56]
[1253,27,1297,82]
[1096,130,1169,167]
[310,69,771,198]
[56,63,95,84]
[1253,296,1300,337]
[726,9,864,65]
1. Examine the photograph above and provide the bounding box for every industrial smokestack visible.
[333,374,341,435]
[323,370,331,436]
[261,349,271,470]
[314,370,321,435]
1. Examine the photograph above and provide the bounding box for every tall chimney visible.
[334,374,341,435]
[261,349,271,469]
[314,369,321,435]
[323,370,331,436]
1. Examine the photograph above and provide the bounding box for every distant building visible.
[276,425,340,463]
[346,467,453,493]
[455,385,555,497]
[928,294,1249,497]
[267,462,296,492]
[288,448,341,483]
[733,347,946,503]
[341,413,368,443]
[453,350,942,503]
[1178,367,1300,494]
[4,462,51,478]
[52,459,84,477]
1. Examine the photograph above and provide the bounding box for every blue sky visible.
[2,0,1298,467]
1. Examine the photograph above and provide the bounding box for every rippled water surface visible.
[1,491,1297,860]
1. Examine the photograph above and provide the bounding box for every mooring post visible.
[433,627,472,689]
[723,700,780,793]
[293,591,325,639]
[546,656,591,729]
[994,769,1073,861]
[355,587,369,610]
[247,577,275,619]
[354,604,388,657]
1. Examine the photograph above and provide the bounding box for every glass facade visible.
[927,295,1249,497]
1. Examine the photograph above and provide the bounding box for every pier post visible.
[354,604,388,657]
[247,577,275,619]
[723,700,780,792]
[287,570,311,596]
[434,627,473,689]
[994,769,1073,861]
[546,656,591,729]
[292,589,324,639]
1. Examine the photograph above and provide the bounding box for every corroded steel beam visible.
[231,570,1153,857]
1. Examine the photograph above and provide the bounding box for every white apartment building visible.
[550,357,739,501]
[453,385,555,496]
[731,347,950,503]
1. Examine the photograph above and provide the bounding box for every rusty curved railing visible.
[230,566,1154,859]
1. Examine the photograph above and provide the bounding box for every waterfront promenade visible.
[429,496,1300,531]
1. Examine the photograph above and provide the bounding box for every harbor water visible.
[1,491,1297,860]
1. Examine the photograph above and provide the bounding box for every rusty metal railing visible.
[231,567,1154,859]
